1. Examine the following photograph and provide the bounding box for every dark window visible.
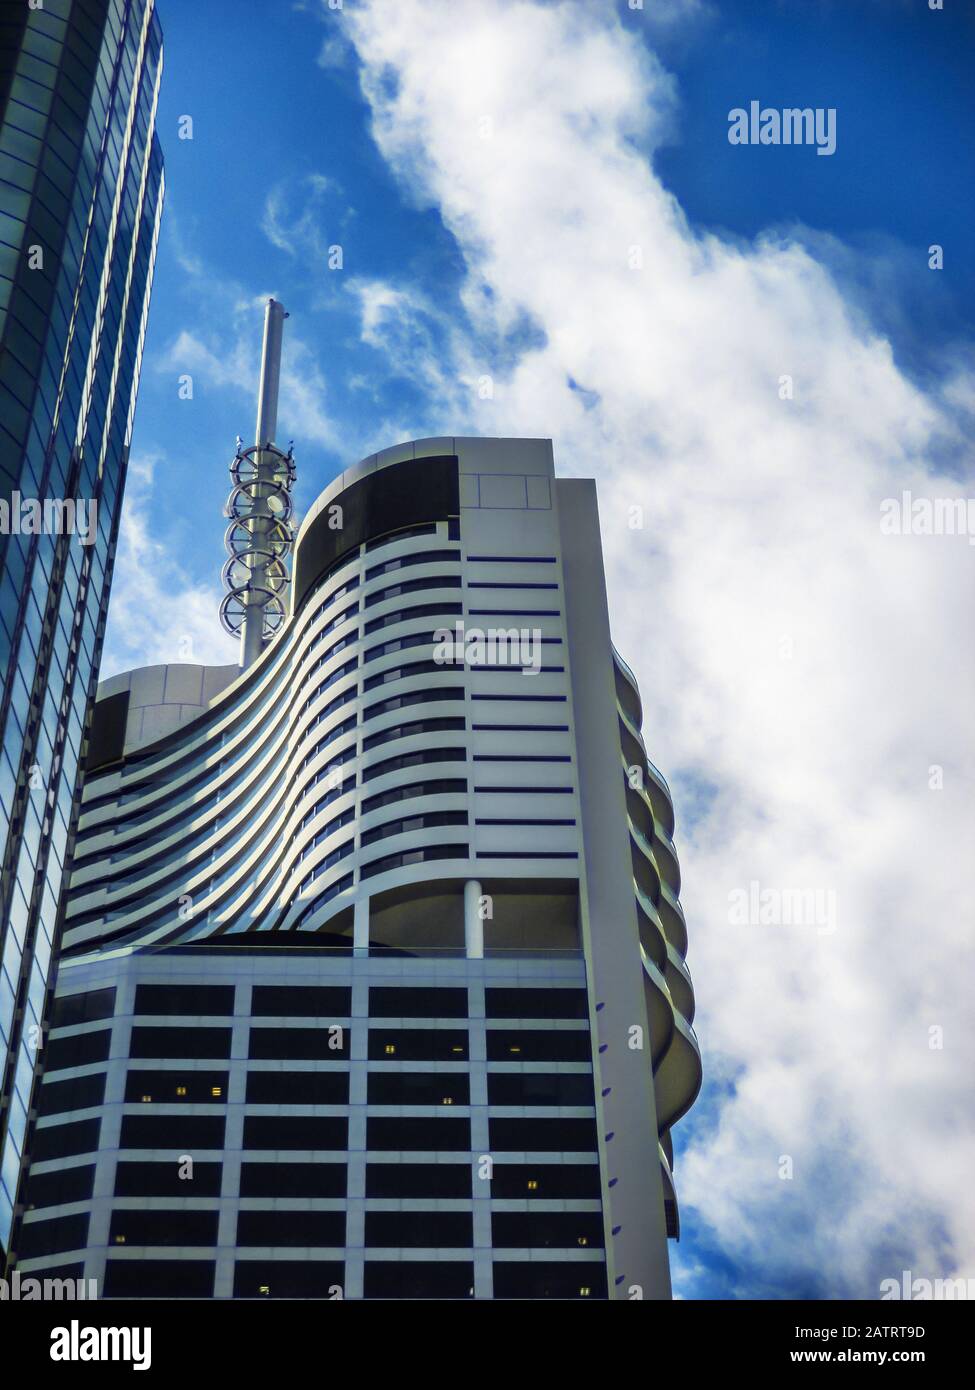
[368,1029,468,1061]
[37,1072,105,1116]
[130,1026,232,1059]
[367,1072,470,1106]
[50,987,115,1027]
[236,1211,345,1247]
[488,1117,598,1152]
[364,1262,473,1299]
[487,1072,594,1106]
[250,986,351,1017]
[109,1209,219,1247]
[249,1027,348,1060]
[22,1164,95,1210]
[239,1163,347,1198]
[103,1260,215,1299]
[360,809,467,847]
[133,984,235,1016]
[233,1261,344,1299]
[119,1115,226,1150]
[361,843,468,880]
[490,1164,601,1199]
[486,1030,591,1062]
[365,548,459,580]
[245,1071,349,1105]
[123,1070,228,1104]
[44,1030,111,1070]
[362,747,465,782]
[361,777,466,814]
[492,1263,607,1299]
[366,1163,471,1198]
[362,715,464,751]
[31,1118,100,1162]
[491,1211,605,1249]
[114,1162,223,1198]
[363,602,462,636]
[17,1212,89,1259]
[243,1116,348,1150]
[485,987,589,1019]
[368,987,467,1019]
[365,574,462,607]
[367,1116,470,1151]
[365,1211,473,1248]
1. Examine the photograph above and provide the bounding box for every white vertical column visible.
[464,879,484,959]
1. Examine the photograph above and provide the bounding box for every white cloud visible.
[343,0,975,1296]
[101,451,239,677]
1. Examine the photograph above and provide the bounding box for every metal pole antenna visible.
[219,300,297,669]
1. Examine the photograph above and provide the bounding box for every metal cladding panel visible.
[292,455,459,612]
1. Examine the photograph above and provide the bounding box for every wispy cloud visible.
[101,450,239,677]
[342,0,975,1297]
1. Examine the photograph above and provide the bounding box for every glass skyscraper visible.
[0,0,164,1252]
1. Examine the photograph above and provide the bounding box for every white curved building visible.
[13,437,700,1300]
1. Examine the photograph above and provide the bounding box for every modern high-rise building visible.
[0,0,164,1252]
[11,434,701,1299]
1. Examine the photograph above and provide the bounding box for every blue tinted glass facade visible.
[0,0,164,1251]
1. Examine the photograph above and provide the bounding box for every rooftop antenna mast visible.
[219,299,296,668]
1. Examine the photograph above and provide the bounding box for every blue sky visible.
[112,0,975,1299]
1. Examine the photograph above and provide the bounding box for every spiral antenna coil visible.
[218,439,296,642]
[219,298,295,668]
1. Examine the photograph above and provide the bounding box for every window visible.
[133,984,234,1016]
[487,1072,594,1106]
[361,778,466,815]
[488,1117,598,1152]
[369,987,468,1019]
[114,1162,223,1198]
[233,1261,344,1299]
[366,1163,471,1199]
[486,1029,591,1061]
[368,1029,468,1061]
[31,1118,100,1161]
[248,1027,348,1060]
[250,986,351,1018]
[366,1116,471,1151]
[37,1072,106,1116]
[492,1263,607,1300]
[366,549,459,580]
[490,1163,600,1199]
[491,1211,604,1249]
[236,1211,345,1247]
[367,1072,470,1106]
[361,843,468,880]
[119,1115,226,1150]
[124,1070,228,1104]
[245,1071,349,1105]
[44,1030,110,1070]
[360,810,468,848]
[239,1163,347,1198]
[243,1116,348,1150]
[129,1026,232,1060]
[365,1211,473,1248]
[362,748,465,782]
[22,1164,95,1210]
[17,1212,89,1260]
[364,601,463,635]
[109,1209,218,1248]
[362,715,464,752]
[363,1262,473,1299]
[485,987,589,1019]
[103,1260,215,1299]
[49,987,115,1026]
